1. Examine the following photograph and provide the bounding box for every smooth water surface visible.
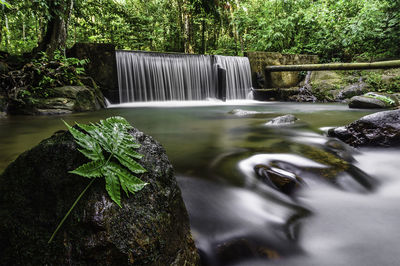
[1,101,399,265]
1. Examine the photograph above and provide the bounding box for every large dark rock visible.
[0,128,199,265]
[328,109,400,147]
[7,85,105,115]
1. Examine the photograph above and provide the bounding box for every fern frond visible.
[123,149,144,159]
[69,160,103,178]
[63,121,104,161]
[104,172,122,207]
[51,117,147,243]
[106,162,148,196]
[115,153,147,174]
[103,116,133,129]
[66,117,147,205]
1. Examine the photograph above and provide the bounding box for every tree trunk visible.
[201,18,205,54]
[35,0,74,58]
[265,60,400,72]
[4,14,10,49]
[183,9,193,53]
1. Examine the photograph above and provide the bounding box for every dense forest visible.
[1,0,399,62]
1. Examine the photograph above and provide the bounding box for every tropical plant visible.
[48,116,147,243]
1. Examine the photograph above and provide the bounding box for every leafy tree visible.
[1,0,399,61]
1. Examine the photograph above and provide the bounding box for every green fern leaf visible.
[64,117,147,206]
[69,160,103,178]
[105,162,148,196]
[51,117,148,243]
[115,153,147,174]
[123,149,144,159]
[63,121,104,161]
[104,171,122,207]
[104,116,133,129]
[121,136,141,149]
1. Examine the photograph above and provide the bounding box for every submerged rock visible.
[0,127,199,265]
[7,85,105,115]
[348,92,398,109]
[328,109,400,147]
[229,109,271,118]
[266,114,298,126]
[254,164,303,195]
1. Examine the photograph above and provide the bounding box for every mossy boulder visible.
[328,109,400,147]
[310,71,342,90]
[0,127,199,265]
[348,92,399,109]
[7,85,105,115]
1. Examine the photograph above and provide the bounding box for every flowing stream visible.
[1,101,399,265]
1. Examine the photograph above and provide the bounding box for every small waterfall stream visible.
[116,51,253,103]
[214,55,252,100]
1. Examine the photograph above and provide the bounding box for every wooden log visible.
[265,60,400,72]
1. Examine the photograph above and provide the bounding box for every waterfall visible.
[214,55,253,100]
[116,51,253,102]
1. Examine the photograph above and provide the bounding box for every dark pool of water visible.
[1,101,399,265]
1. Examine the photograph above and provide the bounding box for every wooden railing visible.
[265,60,400,72]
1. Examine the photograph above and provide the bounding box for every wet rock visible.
[254,164,303,195]
[336,81,369,101]
[229,109,271,118]
[348,92,398,109]
[266,114,298,126]
[0,127,199,265]
[328,109,400,147]
[7,85,105,115]
[214,238,283,265]
[289,93,317,103]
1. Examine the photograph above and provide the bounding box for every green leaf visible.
[106,162,148,196]
[51,117,147,243]
[69,160,103,178]
[65,116,147,206]
[115,153,147,174]
[63,121,104,161]
[104,171,122,207]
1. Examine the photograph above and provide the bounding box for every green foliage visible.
[1,0,400,61]
[65,116,147,207]
[364,93,395,106]
[23,50,89,98]
[49,117,147,243]
[0,0,10,8]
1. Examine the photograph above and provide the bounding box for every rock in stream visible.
[328,109,400,147]
[0,127,199,265]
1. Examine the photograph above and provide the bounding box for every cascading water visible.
[116,51,215,102]
[214,55,253,100]
[116,51,253,103]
